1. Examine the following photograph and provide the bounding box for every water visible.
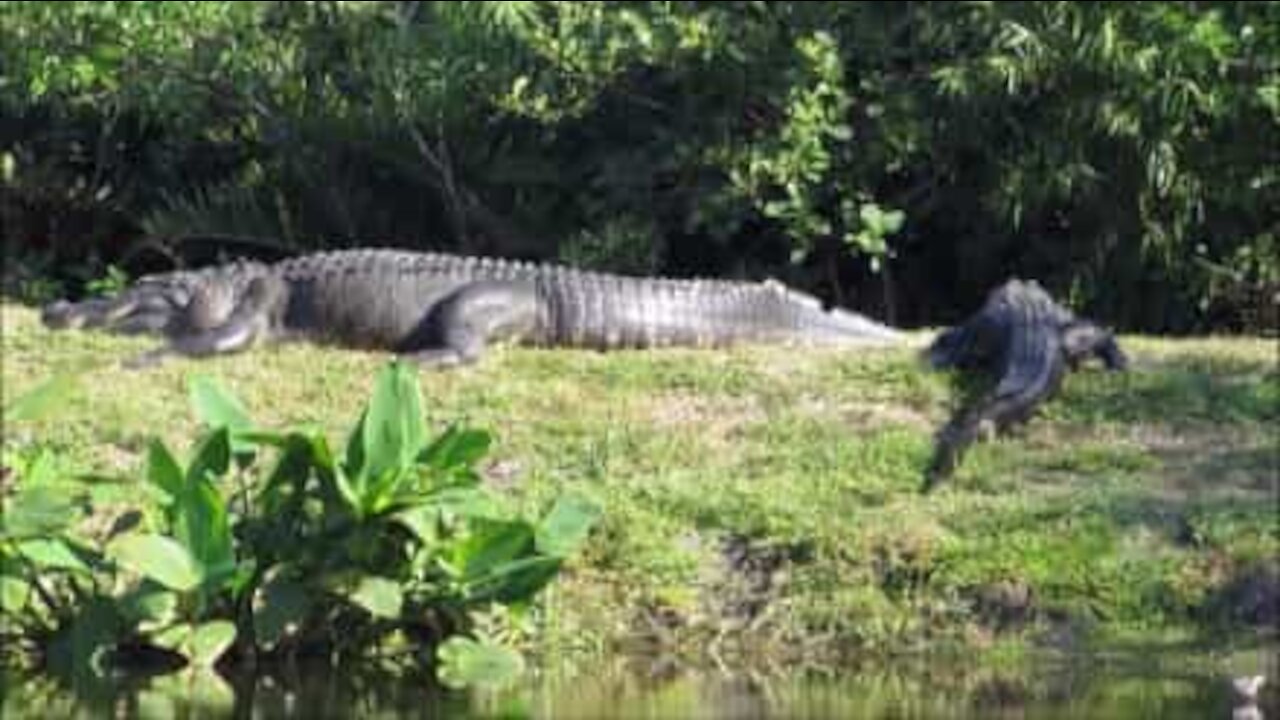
[2,649,1275,719]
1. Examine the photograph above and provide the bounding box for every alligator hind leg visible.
[923,359,1068,492]
[123,277,282,369]
[400,281,540,370]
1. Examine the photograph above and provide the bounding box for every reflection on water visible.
[2,649,1275,719]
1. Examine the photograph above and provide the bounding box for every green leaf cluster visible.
[1,363,601,689]
[3,2,1275,333]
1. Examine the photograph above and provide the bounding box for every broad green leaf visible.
[236,429,304,449]
[188,621,236,667]
[305,431,337,474]
[859,203,905,237]
[108,534,202,593]
[762,199,790,219]
[5,374,78,422]
[436,635,525,691]
[331,466,362,518]
[344,409,368,482]
[394,487,505,544]
[346,576,403,619]
[87,476,154,509]
[135,690,178,720]
[189,375,252,430]
[428,486,505,520]
[458,520,536,580]
[252,574,312,649]
[152,624,189,653]
[419,426,492,470]
[16,538,90,573]
[118,582,179,630]
[881,209,906,235]
[190,376,255,457]
[150,621,236,666]
[463,556,563,605]
[260,433,322,517]
[1,483,78,539]
[1,575,30,615]
[535,493,602,558]
[146,439,184,500]
[361,361,427,484]
[14,447,59,485]
[364,466,407,516]
[186,428,231,485]
[394,504,441,545]
[173,477,234,581]
[227,559,258,601]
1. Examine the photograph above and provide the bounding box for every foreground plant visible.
[0,363,601,689]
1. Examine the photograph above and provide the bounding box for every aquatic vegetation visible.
[1,365,600,689]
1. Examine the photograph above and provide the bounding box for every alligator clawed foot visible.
[122,348,172,371]
[976,419,999,442]
[401,349,479,371]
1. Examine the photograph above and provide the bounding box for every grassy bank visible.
[3,302,1276,667]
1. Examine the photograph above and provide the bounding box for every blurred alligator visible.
[40,248,1127,488]
[922,278,1128,490]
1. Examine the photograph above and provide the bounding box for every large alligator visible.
[922,278,1128,489]
[40,248,1126,487]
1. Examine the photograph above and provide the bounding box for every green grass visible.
[3,303,1277,665]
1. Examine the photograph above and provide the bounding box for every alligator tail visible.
[798,304,905,344]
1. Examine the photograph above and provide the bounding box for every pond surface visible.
[3,647,1276,719]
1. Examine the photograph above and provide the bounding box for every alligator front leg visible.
[124,277,282,369]
[401,281,541,370]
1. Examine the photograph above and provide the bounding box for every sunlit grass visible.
[3,303,1277,662]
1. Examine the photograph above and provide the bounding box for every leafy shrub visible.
[0,363,601,689]
[4,2,1274,332]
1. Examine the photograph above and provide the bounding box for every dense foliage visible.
[1,364,600,689]
[2,1,1276,332]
